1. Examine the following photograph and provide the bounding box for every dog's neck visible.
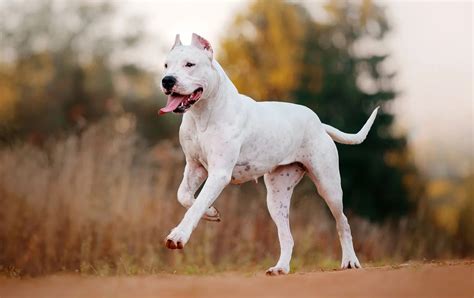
[186,59,239,132]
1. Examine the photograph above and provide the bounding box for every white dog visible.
[159,33,378,275]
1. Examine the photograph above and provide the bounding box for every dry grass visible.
[0,116,468,276]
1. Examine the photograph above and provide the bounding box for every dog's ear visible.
[191,33,213,59]
[171,34,182,50]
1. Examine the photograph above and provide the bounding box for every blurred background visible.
[0,0,472,276]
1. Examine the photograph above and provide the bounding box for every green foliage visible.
[220,0,422,221]
[0,0,174,145]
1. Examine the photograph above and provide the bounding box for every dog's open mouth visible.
[159,88,203,115]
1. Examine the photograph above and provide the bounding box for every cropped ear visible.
[191,33,213,59]
[171,34,182,50]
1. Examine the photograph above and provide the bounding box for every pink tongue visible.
[159,95,185,115]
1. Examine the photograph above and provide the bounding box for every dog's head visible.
[159,33,217,115]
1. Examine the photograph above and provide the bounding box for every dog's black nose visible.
[162,76,177,90]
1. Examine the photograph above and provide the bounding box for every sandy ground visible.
[0,262,473,298]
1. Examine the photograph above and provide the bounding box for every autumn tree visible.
[219,0,308,100]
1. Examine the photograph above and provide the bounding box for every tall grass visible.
[0,116,469,276]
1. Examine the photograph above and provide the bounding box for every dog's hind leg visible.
[264,163,305,276]
[177,161,220,222]
[302,134,361,269]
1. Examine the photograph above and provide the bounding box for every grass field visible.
[0,119,472,277]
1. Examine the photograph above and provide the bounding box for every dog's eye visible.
[164,63,168,68]
[185,62,195,67]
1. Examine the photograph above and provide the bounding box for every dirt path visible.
[1,262,473,297]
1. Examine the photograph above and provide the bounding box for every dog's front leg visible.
[165,138,239,249]
[177,161,220,221]
[165,168,232,249]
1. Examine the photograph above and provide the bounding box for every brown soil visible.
[1,262,473,297]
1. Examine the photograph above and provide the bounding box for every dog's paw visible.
[164,229,189,250]
[201,206,221,222]
[265,266,289,276]
[341,256,362,269]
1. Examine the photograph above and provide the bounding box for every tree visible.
[219,0,308,100]
[0,0,173,145]
[219,0,421,221]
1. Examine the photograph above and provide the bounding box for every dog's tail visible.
[323,107,379,145]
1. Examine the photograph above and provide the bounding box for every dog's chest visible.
[180,128,206,162]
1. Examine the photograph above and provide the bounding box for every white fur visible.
[162,34,378,274]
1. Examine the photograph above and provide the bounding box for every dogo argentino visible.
[159,33,379,275]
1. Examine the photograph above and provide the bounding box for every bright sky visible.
[385,1,473,177]
[120,0,473,178]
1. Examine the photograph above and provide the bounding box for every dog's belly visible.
[229,129,305,185]
[230,163,272,184]
[195,158,272,185]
